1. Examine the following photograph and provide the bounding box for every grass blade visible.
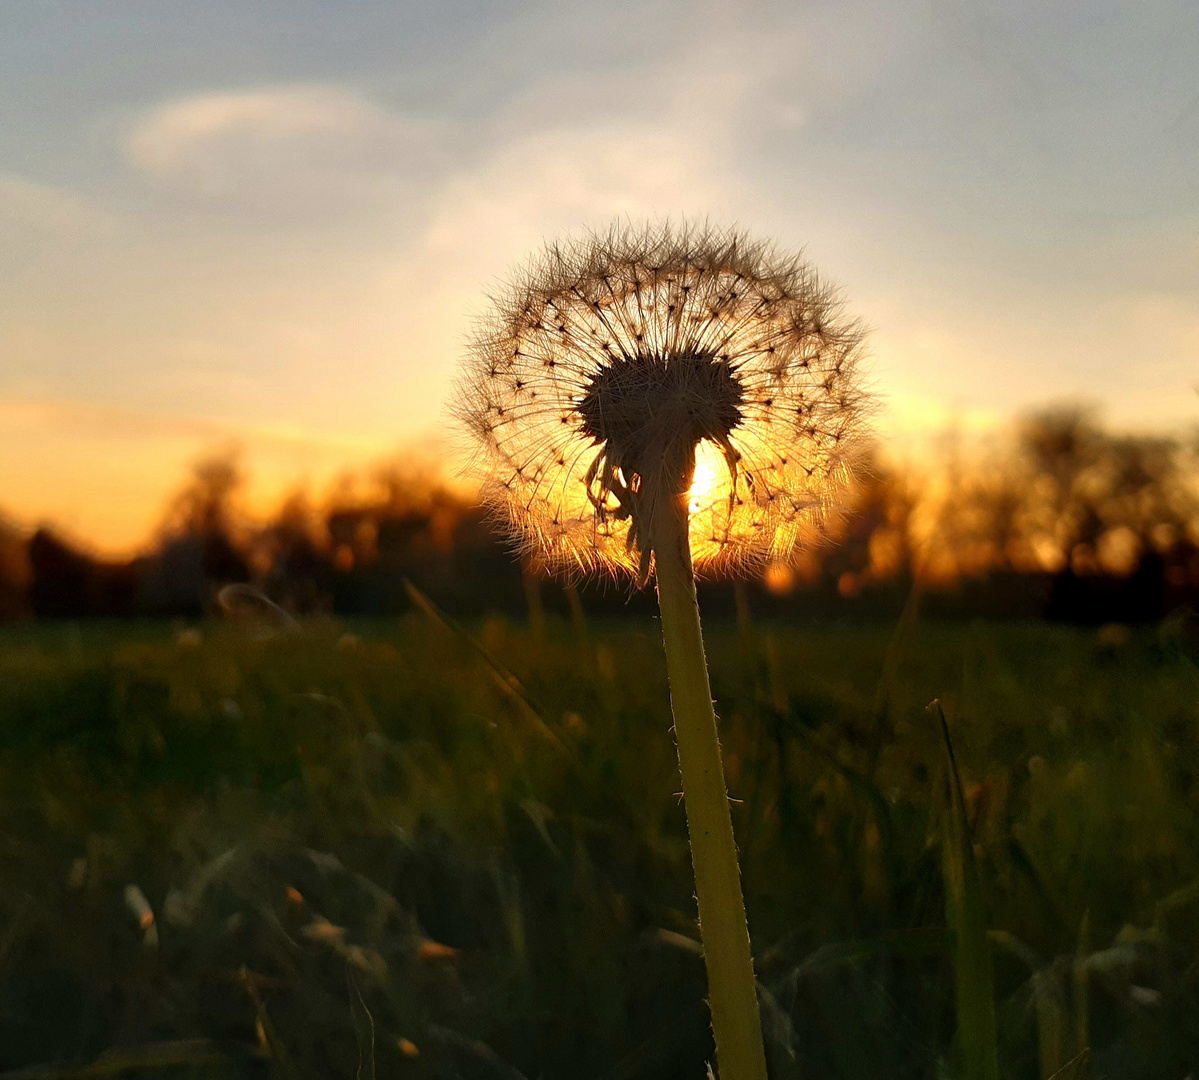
[1046,1048,1090,1080]
[930,699,999,1080]
[347,965,376,1080]
[240,966,298,1080]
[871,582,921,729]
[402,578,569,752]
[1073,912,1089,1064]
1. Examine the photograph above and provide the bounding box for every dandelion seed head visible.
[454,220,869,578]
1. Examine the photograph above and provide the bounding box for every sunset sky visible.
[3,0,1197,552]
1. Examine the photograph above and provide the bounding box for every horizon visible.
[1,392,1193,559]
[2,399,1190,567]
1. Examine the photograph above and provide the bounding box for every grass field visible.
[0,605,1197,1079]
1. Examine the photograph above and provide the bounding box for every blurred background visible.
[3,0,1198,587]
[4,4,1199,1080]
[3,404,1199,623]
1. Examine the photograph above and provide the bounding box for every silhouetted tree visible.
[0,515,30,619]
[6,413,1197,623]
[260,492,332,613]
[27,529,138,618]
[138,449,249,616]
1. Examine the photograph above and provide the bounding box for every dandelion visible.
[456,220,868,1080]
[457,220,866,583]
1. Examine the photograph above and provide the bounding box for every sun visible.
[689,439,733,516]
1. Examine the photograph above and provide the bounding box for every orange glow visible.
[417,940,459,964]
[688,440,732,515]
[0,396,456,556]
[763,562,796,595]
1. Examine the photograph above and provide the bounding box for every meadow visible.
[0,602,1196,1079]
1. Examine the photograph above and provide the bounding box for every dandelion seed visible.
[416,939,459,964]
[301,915,346,945]
[397,1038,420,1059]
[345,944,388,979]
[124,883,159,948]
[123,883,154,930]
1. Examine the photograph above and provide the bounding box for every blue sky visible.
[2,0,1197,548]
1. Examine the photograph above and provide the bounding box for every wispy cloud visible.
[421,125,728,273]
[125,85,442,214]
[410,19,818,281]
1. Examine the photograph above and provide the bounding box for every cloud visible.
[375,103,747,428]
[116,13,816,233]
[125,85,441,214]
[422,123,729,272]
[413,19,800,282]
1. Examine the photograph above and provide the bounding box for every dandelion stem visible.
[652,492,768,1080]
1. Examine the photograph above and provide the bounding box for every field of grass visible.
[0,604,1197,1079]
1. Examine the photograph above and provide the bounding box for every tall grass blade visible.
[733,581,760,687]
[871,583,921,729]
[1032,967,1069,1079]
[930,699,999,1080]
[764,635,788,714]
[1046,1048,1090,1080]
[563,582,594,669]
[347,965,377,1080]
[1073,913,1089,1064]
[217,583,298,631]
[522,568,547,645]
[241,965,299,1080]
[402,578,569,752]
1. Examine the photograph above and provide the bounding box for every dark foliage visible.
[0,615,1197,1077]
[3,410,1198,624]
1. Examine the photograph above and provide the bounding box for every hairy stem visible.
[652,493,768,1080]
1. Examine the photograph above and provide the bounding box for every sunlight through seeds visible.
[455,221,868,579]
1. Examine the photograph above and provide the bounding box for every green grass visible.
[0,611,1197,1079]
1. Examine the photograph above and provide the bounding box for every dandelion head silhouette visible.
[455,221,869,578]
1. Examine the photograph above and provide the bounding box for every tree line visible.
[2,408,1196,623]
